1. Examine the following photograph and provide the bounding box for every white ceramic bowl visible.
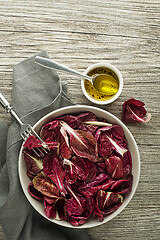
[18,105,140,229]
[81,63,123,105]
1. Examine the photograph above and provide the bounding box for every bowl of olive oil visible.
[81,63,123,105]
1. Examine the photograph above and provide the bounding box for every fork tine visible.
[30,126,49,150]
[32,148,41,157]
[0,93,49,158]
[21,126,49,157]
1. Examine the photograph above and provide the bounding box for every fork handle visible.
[0,93,12,112]
[0,92,23,126]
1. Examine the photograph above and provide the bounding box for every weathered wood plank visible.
[0,0,159,239]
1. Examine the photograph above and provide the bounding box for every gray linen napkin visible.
[0,51,90,240]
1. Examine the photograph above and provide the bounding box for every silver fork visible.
[0,93,49,157]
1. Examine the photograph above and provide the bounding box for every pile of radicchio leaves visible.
[23,112,133,226]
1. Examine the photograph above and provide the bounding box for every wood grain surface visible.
[0,0,159,239]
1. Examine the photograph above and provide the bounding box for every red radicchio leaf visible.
[28,182,44,201]
[23,149,43,175]
[94,190,123,220]
[23,133,59,151]
[75,112,99,135]
[26,170,35,180]
[65,183,84,215]
[105,156,123,180]
[59,128,72,159]
[63,156,89,184]
[43,151,67,196]
[55,114,77,128]
[122,98,151,123]
[83,159,97,183]
[33,172,60,198]
[60,121,98,162]
[110,174,133,194]
[65,183,94,226]
[23,135,42,150]
[40,120,60,141]
[44,200,56,219]
[95,125,128,157]
[44,197,67,220]
[63,159,77,184]
[78,174,115,198]
[121,150,132,177]
[68,197,94,226]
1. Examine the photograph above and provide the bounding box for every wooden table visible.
[0,0,159,239]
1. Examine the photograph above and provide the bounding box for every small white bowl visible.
[18,105,140,229]
[81,63,123,105]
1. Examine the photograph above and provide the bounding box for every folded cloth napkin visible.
[0,51,90,240]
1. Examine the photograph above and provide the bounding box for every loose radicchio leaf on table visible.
[33,172,60,198]
[93,190,123,220]
[60,121,98,162]
[95,125,128,157]
[122,98,151,123]
[43,151,67,196]
[23,149,43,175]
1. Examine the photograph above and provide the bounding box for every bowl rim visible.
[18,105,140,229]
[81,63,123,105]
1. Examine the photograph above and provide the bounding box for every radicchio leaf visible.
[60,121,98,162]
[75,112,98,135]
[23,135,43,150]
[110,174,133,194]
[43,151,67,196]
[44,199,56,219]
[28,182,44,201]
[40,120,60,141]
[68,197,94,226]
[77,173,115,198]
[94,190,123,220]
[63,156,88,184]
[84,159,97,183]
[122,98,151,123]
[44,196,67,220]
[105,156,123,180]
[65,183,94,226]
[65,183,84,215]
[23,149,43,175]
[95,125,128,157]
[121,150,132,177]
[59,125,72,159]
[33,172,60,198]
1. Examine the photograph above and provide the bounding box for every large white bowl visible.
[18,105,140,229]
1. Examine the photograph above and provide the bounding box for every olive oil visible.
[84,67,119,101]
[93,74,118,95]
